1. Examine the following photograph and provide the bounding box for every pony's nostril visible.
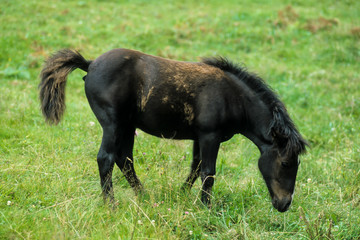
[273,198,292,212]
[284,201,291,210]
[279,199,292,212]
[272,198,279,208]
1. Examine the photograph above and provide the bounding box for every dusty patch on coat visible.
[162,95,169,104]
[140,86,154,111]
[183,102,194,124]
[160,61,225,94]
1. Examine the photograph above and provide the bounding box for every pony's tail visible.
[39,49,91,125]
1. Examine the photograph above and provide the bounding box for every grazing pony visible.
[39,48,307,212]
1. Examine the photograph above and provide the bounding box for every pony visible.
[39,48,307,212]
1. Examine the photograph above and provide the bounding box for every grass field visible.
[1,0,359,239]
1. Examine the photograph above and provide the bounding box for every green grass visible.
[1,0,359,239]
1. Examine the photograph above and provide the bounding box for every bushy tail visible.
[39,49,91,124]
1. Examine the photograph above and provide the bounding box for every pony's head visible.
[258,147,300,212]
[259,106,307,212]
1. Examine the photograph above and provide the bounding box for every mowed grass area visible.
[1,0,359,239]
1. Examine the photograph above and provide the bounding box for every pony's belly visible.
[135,123,196,140]
[137,127,195,140]
[135,113,196,140]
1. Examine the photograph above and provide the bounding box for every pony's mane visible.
[202,57,307,155]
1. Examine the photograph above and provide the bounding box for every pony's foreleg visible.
[182,140,201,190]
[198,132,220,206]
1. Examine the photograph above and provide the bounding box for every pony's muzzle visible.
[272,195,292,212]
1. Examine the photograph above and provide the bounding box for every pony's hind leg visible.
[182,140,201,190]
[114,126,143,194]
[97,127,117,203]
[97,124,143,204]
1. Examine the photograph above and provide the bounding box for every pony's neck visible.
[242,129,273,154]
[239,98,274,154]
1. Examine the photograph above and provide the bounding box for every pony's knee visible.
[97,150,114,174]
[97,150,107,165]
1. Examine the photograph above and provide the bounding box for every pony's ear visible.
[269,108,308,155]
[271,129,289,151]
[270,109,292,144]
[271,126,308,155]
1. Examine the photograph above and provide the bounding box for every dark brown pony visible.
[39,48,307,212]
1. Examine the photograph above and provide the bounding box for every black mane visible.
[202,57,307,155]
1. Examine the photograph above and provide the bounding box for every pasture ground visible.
[1,0,359,239]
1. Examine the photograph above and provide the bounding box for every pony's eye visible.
[281,162,290,168]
